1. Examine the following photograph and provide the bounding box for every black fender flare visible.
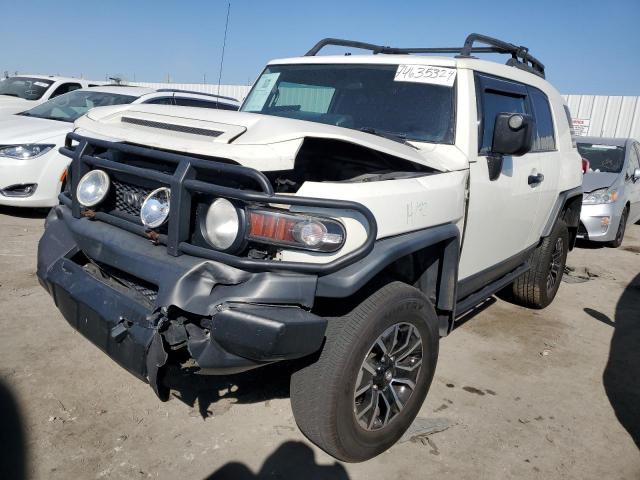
[316,223,460,314]
[541,186,583,238]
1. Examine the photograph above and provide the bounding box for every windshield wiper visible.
[0,93,20,97]
[359,127,418,149]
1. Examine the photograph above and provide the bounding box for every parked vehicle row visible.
[0,85,239,207]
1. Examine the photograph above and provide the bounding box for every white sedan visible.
[0,75,98,116]
[0,86,239,207]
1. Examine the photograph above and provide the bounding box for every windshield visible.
[241,64,456,144]
[577,143,626,173]
[21,90,137,123]
[0,77,54,100]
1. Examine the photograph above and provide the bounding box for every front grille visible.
[109,269,158,305]
[82,260,159,306]
[113,180,151,217]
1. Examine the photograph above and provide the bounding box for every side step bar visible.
[454,262,530,319]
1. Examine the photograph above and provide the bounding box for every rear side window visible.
[479,90,526,153]
[529,88,555,151]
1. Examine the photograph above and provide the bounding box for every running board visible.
[454,262,530,319]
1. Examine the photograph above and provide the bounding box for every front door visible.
[458,74,543,287]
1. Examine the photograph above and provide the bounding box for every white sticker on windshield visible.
[243,73,280,111]
[33,81,50,88]
[394,65,456,87]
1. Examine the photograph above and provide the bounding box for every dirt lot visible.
[0,207,639,480]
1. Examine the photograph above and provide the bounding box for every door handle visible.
[528,173,544,185]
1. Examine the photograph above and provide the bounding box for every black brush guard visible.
[60,132,378,275]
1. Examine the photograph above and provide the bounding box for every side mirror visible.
[634,168,640,182]
[492,113,534,156]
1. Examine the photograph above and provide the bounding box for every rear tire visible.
[607,207,628,248]
[290,282,439,462]
[508,220,568,309]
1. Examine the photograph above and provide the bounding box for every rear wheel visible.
[507,219,568,309]
[290,282,439,462]
[607,207,628,248]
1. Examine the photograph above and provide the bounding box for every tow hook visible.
[110,316,133,343]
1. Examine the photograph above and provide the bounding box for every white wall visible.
[563,95,640,139]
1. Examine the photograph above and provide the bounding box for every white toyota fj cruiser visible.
[37,34,582,461]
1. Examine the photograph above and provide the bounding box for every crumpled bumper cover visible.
[37,205,327,399]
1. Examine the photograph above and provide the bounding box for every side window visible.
[479,90,526,153]
[49,82,82,98]
[529,87,556,151]
[143,97,174,105]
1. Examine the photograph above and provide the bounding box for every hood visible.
[75,104,466,172]
[0,97,35,116]
[582,172,620,193]
[0,114,72,143]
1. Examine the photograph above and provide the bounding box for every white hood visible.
[0,114,72,143]
[75,104,467,172]
[0,97,36,116]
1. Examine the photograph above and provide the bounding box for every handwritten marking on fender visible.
[406,201,429,225]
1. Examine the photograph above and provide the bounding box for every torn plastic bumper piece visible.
[37,205,328,400]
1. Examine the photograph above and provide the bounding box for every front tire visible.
[290,282,439,462]
[508,219,569,309]
[607,207,628,248]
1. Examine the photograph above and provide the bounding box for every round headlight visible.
[76,170,110,207]
[203,198,240,250]
[140,187,171,228]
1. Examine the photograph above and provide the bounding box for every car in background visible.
[0,86,239,207]
[577,136,640,247]
[0,75,99,115]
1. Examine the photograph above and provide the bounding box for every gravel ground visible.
[1,207,639,480]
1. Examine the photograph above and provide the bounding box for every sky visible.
[1,0,638,95]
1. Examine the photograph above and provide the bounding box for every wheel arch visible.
[541,186,582,250]
[315,224,460,336]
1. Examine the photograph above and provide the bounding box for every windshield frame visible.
[241,63,457,145]
[0,76,55,101]
[19,89,138,123]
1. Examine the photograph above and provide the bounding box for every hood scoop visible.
[121,116,224,138]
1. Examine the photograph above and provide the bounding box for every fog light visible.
[140,187,171,228]
[76,170,110,207]
[600,216,610,233]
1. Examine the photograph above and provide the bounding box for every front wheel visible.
[290,282,439,462]
[607,207,628,248]
[507,219,569,309]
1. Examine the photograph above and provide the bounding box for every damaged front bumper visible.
[37,205,327,399]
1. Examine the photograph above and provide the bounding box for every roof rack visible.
[156,88,238,102]
[305,33,545,78]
